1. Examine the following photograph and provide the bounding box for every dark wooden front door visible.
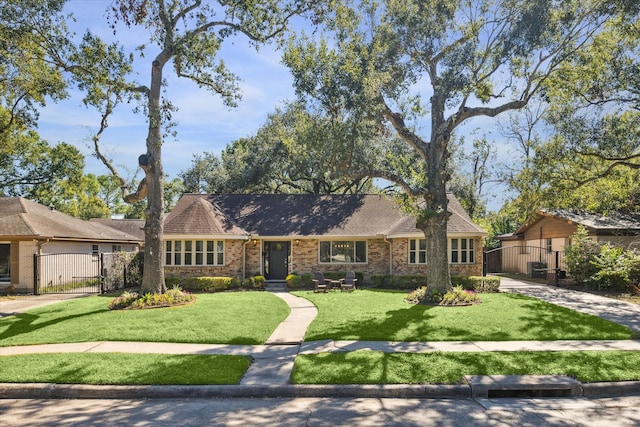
[265,241,289,280]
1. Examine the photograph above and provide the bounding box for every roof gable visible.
[515,209,640,236]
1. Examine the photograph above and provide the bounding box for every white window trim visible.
[449,237,475,264]
[165,239,225,266]
[408,238,427,265]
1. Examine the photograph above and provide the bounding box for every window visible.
[450,238,475,264]
[165,240,224,266]
[92,244,99,255]
[546,238,553,253]
[409,238,427,264]
[112,245,122,252]
[0,244,9,282]
[319,241,367,264]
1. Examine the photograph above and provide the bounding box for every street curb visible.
[0,383,470,399]
[2,381,640,400]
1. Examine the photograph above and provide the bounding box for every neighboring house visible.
[89,218,146,242]
[493,209,640,277]
[163,193,487,283]
[0,197,143,294]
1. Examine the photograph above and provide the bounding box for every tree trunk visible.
[417,189,451,294]
[140,58,166,295]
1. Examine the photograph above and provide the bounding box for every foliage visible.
[404,285,481,306]
[403,286,441,305]
[181,276,241,293]
[564,226,602,284]
[591,245,640,290]
[283,0,629,292]
[181,102,376,195]
[250,275,266,289]
[103,251,143,290]
[451,276,501,293]
[107,286,196,310]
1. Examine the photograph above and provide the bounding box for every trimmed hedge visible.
[451,275,501,293]
[371,274,501,292]
[286,273,313,289]
[165,276,240,293]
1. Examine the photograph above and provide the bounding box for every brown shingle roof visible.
[165,193,486,237]
[164,195,247,236]
[0,197,142,243]
[89,218,146,240]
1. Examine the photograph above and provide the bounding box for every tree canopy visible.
[283,0,635,291]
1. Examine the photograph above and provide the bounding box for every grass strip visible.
[292,350,640,384]
[0,292,290,346]
[0,353,250,385]
[294,290,632,341]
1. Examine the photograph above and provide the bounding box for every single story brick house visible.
[0,197,142,294]
[163,193,487,283]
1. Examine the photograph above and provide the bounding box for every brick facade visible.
[164,236,484,283]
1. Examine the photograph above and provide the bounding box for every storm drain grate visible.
[465,375,583,399]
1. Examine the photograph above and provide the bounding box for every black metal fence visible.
[483,246,566,280]
[34,252,142,295]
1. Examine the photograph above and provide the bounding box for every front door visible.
[264,241,289,280]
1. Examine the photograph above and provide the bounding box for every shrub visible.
[165,276,182,288]
[182,276,239,293]
[565,226,601,284]
[250,275,266,290]
[451,275,500,293]
[439,286,481,306]
[591,245,640,291]
[287,273,313,289]
[404,286,440,304]
[372,275,427,289]
[108,286,196,310]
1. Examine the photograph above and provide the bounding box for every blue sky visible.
[36,0,511,211]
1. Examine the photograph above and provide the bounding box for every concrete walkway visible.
[2,280,640,397]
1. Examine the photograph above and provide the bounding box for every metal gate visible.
[483,246,566,279]
[34,253,102,294]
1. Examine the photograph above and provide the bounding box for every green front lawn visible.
[0,353,250,385]
[293,290,632,341]
[293,350,640,384]
[0,292,290,346]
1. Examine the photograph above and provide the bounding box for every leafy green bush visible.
[372,275,427,289]
[565,225,601,284]
[451,276,500,293]
[591,245,640,290]
[182,276,239,292]
[287,273,312,289]
[250,275,266,289]
[439,286,481,306]
[108,286,196,310]
[165,276,182,288]
[404,285,481,306]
